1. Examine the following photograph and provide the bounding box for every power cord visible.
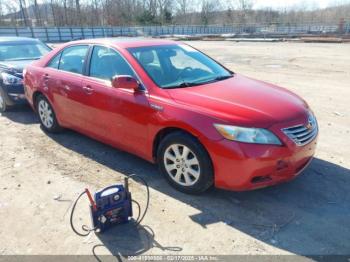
[70,190,97,236]
[127,174,150,226]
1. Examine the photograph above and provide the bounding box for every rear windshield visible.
[0,42,51,61]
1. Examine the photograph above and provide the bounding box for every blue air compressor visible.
[70,175,149,236]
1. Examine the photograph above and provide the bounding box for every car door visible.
[82,45,152,156]
[44,45,89,129]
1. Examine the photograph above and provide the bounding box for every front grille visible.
[282,113,318,146]
[14,72,23,78]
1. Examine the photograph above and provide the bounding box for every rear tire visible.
[36,95,61,133]
[157,131,214,194]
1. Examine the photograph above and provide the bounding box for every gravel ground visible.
[0,41,349,259]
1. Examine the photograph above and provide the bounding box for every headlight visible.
[1,72,23,85]
[214,124,282,145]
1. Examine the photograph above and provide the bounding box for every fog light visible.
[251,175,272,184]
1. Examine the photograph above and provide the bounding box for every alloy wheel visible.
[163,144,201,186]
[38,99,54,129]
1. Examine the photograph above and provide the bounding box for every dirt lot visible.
[0,41,350,258]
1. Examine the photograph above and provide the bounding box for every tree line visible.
[0,0,349,27]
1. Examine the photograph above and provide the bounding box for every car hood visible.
[0,60,35,74]
[166,74,308,128]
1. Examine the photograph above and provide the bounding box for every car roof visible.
[0,36,41,44]
[67,37,178,49]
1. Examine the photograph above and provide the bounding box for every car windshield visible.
[128,44,233,89]
[0,42,51,61]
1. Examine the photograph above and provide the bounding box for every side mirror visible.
[112,75,139,91]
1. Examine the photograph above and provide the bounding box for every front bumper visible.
[206,132,318,191]
[0,84,26,106]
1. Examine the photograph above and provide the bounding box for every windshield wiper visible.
[164,81,202,89]
[163,74,234,89]
[196,74,234,85]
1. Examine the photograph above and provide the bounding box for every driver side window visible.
[89,46,135,81]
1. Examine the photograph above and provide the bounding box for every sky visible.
[252,0,350,10]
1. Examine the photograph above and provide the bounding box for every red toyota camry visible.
[23,38,318,194]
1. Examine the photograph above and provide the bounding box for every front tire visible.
[157,131,214,194]
[0,88,7,113]
[36,95,61,133]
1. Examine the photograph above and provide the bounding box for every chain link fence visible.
[0,23,349,42]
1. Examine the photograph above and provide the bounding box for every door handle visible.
[43,74,50,90]
[82,85,94,95]
[43,74,50,81]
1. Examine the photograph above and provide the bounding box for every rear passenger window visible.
[58,45,89,74]
[89,46,135,81]
[47,54,61,69]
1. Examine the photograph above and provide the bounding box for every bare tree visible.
[236,0,254,10]
[75,0,81,25]
[63,0,68,25]
[200,0,218,25]
[235,0,255,24]
[0,0,349,27]
[50,0,57,26]
[176,0,190,24]
[32,0,42,26]
[0,0,3,25]
[19,0,29,26]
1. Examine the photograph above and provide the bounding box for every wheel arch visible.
[32,90,44,111]
[152,126,212,164]
[153,126,215,193]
